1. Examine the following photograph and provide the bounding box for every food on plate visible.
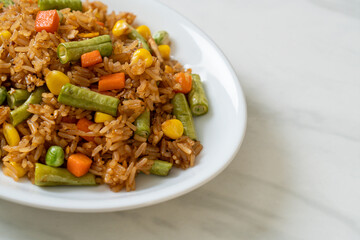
[0,0,209,192]
[172,93,197,140]
[188,74,209,116]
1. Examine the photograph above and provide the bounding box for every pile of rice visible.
[0,0,203,192]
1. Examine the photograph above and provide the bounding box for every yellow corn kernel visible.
[164,65,174,73]
[3,123,20,146]
[45,70,70,95]
[131,48,153,68]
[158,45,171,60]
[161,119,184,139]
[0,30,11,43]
[78,32,99,38]
[112,19,129,37]
[136,25,151,39]
[94,112,115,123]
[9,162,27,178]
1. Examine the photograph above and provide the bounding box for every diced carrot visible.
[76,118,95,142]
[35,10,60,33]
[98,73,125,91]
[80,135,94,142]
[61,116,77,123]
[81,50,103,68]
[67,153,92,177]
[96,21,105,26]
[174,72,192,94]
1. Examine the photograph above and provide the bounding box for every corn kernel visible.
[94,112,115,123]
[78,32,99,38]
[0,30,11,43]
[9,162,27,178]
[3,123,20,146]
[112,19,129,37]
[161,119,184,139]
[45,70,70,95]
[158,45,171,60]
[131,48,153,68]
[136,25,151,39]
[164,65,174,73]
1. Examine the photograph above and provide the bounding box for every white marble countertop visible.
[0,0,359,239]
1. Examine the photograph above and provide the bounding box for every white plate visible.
[0,0,247,212]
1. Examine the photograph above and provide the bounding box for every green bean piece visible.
[57,35,113,64]
[0,0,14,8]
[7,89,31,109]
[152,31,170,45]
[58,83,120,116]
[45,146,65,167]
[188,74,209,116]
[57,10,64,23]
[34,163,96,186]
[0,87,7,105]
[10,87,45,126]
[172,93,197,140]
[38,0,82,11]
[127,25,152,52]
[150,160,173,176]
[134,109,150,139]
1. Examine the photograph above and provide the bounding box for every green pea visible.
[45,146,65,167]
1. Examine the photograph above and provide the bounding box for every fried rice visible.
[0,0,203,192]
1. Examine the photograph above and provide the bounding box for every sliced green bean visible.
[127,25,151,52]
[152,31,170,45]
[38,0,82,11]
[7,89,30,109]
[150,160,173,176]
[134,109,150,139]
[58,83,120,116]
[34,163,96,186]
[57,10,64,23]
[172,93,197,140]
[0,0,14,8]
[57,35,113,64]
[0,86,7,105]
[45,146,65,167]
[10,87,45,126]
[188,74,209,116]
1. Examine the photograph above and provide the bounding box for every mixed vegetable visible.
[57,35,113,64]
[134,109,151,139]
[0,0,210,187]
[10,87,45,126]
[38,0,82,11]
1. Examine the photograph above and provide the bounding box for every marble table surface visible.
[0,0,359,239]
